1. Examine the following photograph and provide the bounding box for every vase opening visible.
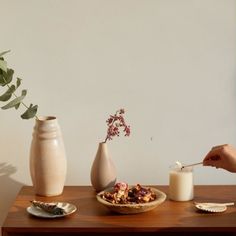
[37,116,57,121]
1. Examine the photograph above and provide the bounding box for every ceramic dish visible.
[97,187,166,214]
[27,202,77,218]
[195,202,234,213]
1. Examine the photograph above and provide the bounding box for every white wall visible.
[0,0,236,231]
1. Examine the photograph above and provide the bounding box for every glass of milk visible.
[169,163,194,201]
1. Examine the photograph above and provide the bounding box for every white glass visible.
[169,165,194,201]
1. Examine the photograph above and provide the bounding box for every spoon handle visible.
[195,202,234,206]
[181,162,203,169]
[217,202,235,206]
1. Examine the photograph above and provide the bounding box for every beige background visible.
[0,0,236,232]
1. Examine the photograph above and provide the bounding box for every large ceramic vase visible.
[90,142,116,192]
[30,116,67,196]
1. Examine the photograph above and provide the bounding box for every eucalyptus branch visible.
[0,50,38,120]
[5,82,39,120]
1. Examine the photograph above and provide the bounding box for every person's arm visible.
[203,144,236,173]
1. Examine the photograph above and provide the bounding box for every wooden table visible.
[2,186,236,236]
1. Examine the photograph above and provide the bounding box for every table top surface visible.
[2,185,236,234]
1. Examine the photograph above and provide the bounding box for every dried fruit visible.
[31,200,65,215]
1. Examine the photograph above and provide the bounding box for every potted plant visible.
[0,51,67,196]
[90,108,130,192]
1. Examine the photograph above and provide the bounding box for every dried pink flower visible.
[104,109,131,143]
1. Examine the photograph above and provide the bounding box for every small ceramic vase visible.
[30,116,67,196]
[90,142,116,192]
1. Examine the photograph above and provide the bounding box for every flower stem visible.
[104,111,118,142]
[104,136,108,143]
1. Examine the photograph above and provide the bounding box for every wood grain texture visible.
[2,186,236,236]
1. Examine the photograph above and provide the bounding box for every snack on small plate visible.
[31,200,66,215]
[101,182,157,204]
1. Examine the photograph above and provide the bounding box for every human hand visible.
[203,144,236,173]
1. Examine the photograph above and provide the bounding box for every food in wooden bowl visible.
[97,182,166,214]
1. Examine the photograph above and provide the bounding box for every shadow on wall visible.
[0,163,23,227]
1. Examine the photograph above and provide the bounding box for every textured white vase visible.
[30,116,67,196]
[90,142,117,192]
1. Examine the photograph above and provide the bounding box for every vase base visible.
[92,179,116,192]
[35,193,63,197]
[33,188,64,197]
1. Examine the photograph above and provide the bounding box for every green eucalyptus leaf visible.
[0,85,16,101]
[14,103,20,110]
[0,74,5,86]
[3,69,14,85]
[0,60,7,73]
[16,77,22,88]
[0,50,10,57]
[21,104,38,119]
[0,69,14,86]
[14,78,22,108]
[1,89,27,110]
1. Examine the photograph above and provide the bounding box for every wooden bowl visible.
[96,187,166,214]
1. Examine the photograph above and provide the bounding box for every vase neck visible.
[97,142,109,157]
[33,116,61,139]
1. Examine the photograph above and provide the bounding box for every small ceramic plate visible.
[27,202,77,218]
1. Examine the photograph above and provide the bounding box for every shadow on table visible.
[0,162,23,227]
[174,206,236,235]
